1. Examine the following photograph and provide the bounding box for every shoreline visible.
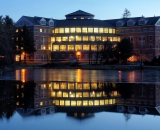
[1,64,160,71]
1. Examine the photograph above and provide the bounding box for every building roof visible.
[105,16,160,27]
[54,19,114,27]
[65,10,94,17]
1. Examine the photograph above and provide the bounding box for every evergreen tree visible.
[122,8,131,18]
[117,38,133,63]
[0,15,14,67]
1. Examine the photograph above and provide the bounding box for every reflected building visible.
[1,80,160,119]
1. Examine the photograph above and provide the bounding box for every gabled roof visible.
[65,10,94,17]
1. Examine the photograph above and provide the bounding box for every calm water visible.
[0,69,160,130]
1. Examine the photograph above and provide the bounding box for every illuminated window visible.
[16,102,19,105]
[83,83,90,89]
[53,82,59,89]
[65,100,70,106]
[109,28,112,33]
[75,45,82,51]
[76,83,82,89]
[113,91,117,96]
[56,37,61,42]
[57,91,62,97]
[70,28,75,33]
[82,28,87,33]
[83,45,89,51]
[83,36,88,41]
[91,45,97,51]
[102,37,107,41]
[100,100,104,105]
[60,45,66,51]
[94,100,99,106]
[89,100,93,106]
[16,37,18,41]
[90,36,95,41]
[83,100,88,106]
[69,92,75,97]
[68,83,74,89]
[76,36,81,41]
[55,28,59,33]
[51,91,56,97]
[15,29,18,32]
[41,45,46,50]
[81,17,84,19]
[60,82,67,89]
[76,92,82,97]
[83,92,89,97]
[98,45,104,51]
[94,28,98,33]
[105,99,108,105]
[76,28,81,33]
[113,37,117,41]
[59,28,64,33]
[55,100,59,105]
[104,28,108,33]
[40,102,43,106]
[63,92,68,97]
[60,100,64,106]
[69,36,75,41]
[68,45,74,51]
[71,100,76,106]
[108,37,112,41]
[112,29,115,34]
[109,99,112,104]
[91,83,97,89]
[51,37,55,42]
[52,29,54,33]
[118,37,121,42]
[77,100,82,106]
[96,92,101,97]
[62,37,68,41]
[65,28,69,33]
[40,29,42,32]
[96,36,101,41]
[99,28,103,33]
[88,28,93,33]
[90,91,95,97]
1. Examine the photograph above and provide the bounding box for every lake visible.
[0,69,160,130]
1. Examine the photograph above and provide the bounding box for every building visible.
[15,10,160,63]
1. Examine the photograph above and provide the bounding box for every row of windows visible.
[52,82,115,89]
[54,27,115,34]
[54,99,116,106]
[51,36,120,42]
[52,45,106,51]
[119,28,154,33]
[51,91,118,98]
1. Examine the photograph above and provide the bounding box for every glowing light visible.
[127,55,138,62]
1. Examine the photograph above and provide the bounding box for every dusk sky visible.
[0,0,160,22]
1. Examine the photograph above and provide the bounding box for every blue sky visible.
[0,0,160,22]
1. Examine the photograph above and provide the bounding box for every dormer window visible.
[138,18,148,25]
[139,20,145,25]
[40,18,46,25]
[127,21,133,26]
[116,22,122,27]
[116,20,124,27]
[49,19,54,26]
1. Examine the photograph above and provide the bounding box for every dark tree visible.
[117,38,133,63]
[0,15,14,67]
[122,8,131,18]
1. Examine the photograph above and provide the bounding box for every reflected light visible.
[21,69,26,82]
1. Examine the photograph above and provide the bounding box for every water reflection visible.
[1,80,160,121]
[12,69,160,83]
